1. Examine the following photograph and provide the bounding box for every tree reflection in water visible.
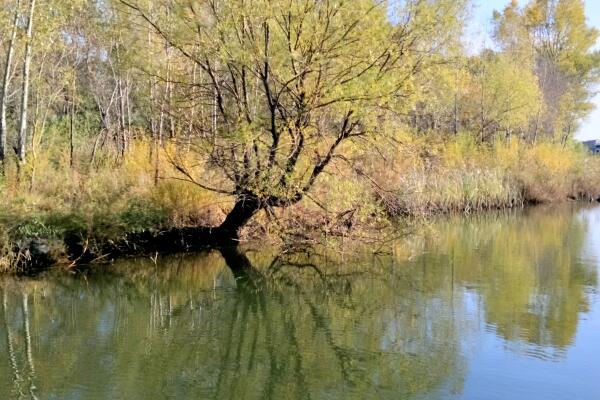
[0,205,598,400]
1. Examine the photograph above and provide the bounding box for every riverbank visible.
[1,134,599,273]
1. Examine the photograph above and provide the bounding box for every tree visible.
[119,0,466,241]
[463,53,543,142]
[493,0,534,66]
[15,0,36,166]
[493,0,600,141]
[0,0,21,172]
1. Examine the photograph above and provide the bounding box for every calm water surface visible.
[1,205,600,399]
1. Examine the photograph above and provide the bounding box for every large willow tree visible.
[119,0,464,241]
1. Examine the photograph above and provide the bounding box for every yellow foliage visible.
[370,132,600,216]
[0,139,227,236]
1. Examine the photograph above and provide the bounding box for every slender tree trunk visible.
[561,123,572,148]
[188,62,197,143]
[118,77,127,158]
[453,66,459,135]
[126,77,132,147]
[70,67,76,168]
[479,79,485,143]
[168,75,175,139]
[153,125,160,185]
[147,5,158,160]
[531,109,541,144]
[0,0,21,172]
[18,0,36,164]
[154,78,164,185]
[69,105,75,167]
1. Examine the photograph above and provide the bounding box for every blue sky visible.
[469,0,600,140]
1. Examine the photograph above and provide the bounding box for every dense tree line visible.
[0,0,598,239]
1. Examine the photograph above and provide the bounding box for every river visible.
[1,205,599,399]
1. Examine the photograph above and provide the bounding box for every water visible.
[1,205,600,400]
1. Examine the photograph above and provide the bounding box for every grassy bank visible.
[1,133,599,272]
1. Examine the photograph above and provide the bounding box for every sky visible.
[469,0,600,141]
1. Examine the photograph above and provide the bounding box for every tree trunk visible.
[217,196,262,241]
[0,0,21,171]
[70,68,76,168]
[18,0,36,164]
[117,77,127,158]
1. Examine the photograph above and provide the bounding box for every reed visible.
[373,133,600,217]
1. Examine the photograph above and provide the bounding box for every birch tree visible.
[17,0,36,164]
[0,0,21,171]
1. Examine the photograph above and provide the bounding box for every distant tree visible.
[493,0,600,142]
[463,54,543,142]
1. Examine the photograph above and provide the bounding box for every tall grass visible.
[369,132,600,217]
[0,140,228,257]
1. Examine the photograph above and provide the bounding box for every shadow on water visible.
[0,205,598,399]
